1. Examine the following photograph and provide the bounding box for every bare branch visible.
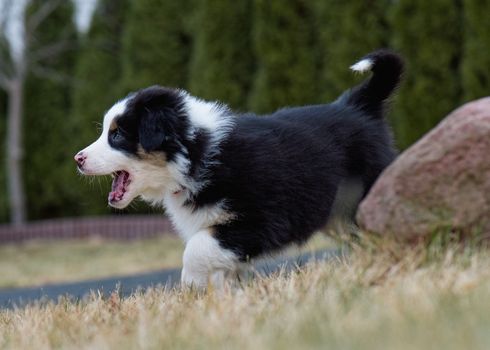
[25,0,63,36]
[0,72,12,90]
[30,63,73,84]
[0,36,14,84]
[0,0,14,29]
[29,39,76,63]
[0,47,12,71]
[0,0,14,67]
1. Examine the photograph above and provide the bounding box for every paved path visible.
[0,249,343,309]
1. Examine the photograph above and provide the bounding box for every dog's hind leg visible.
[181,230,239,290]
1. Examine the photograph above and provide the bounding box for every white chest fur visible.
[163,193,234,242]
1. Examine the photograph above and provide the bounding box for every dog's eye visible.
[110,129,124,142]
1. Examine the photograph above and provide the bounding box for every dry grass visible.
[1,238,489,350]
[0,233,333,289]
[0,236,184,288]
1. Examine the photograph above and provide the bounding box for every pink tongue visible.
[112,173,125,191]
[109,172,127,202]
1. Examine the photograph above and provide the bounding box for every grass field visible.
[0,236,184,288]
[0,233,332,289]
[1,237,489,349]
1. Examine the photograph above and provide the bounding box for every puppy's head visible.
[75,86,190,209]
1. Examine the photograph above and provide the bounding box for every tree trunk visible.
[6,78,26,225]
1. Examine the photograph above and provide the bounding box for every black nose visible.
[74,152,86,168]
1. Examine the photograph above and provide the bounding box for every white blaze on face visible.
[78,99,130,176]
[76,97,175,209]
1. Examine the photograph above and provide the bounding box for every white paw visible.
[180,230,239,290]
[181,267,208,290]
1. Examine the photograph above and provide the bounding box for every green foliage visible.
[461,0,490,102]
[22,0,79,220]
[0,24,11,222]
[4,1,490,222]
[188,1,254,110]
[389,0,462,149]
[0,90,7,222]
[249,0,319,113]
[121,0,192,92]
[316,0,390,101]
[72,0,128,143]
[70,0,129,215]
[0,28,13,80]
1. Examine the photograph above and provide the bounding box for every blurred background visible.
[0,0,489,227]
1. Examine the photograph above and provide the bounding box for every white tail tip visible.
[350,58,373,73]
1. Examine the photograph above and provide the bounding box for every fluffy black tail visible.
[338,49,404,118]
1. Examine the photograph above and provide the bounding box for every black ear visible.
[135,85,183,153]
[139,108,167,152]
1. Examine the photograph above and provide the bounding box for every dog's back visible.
[193,50,405,260]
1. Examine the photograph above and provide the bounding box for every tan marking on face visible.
[109,117,118,131]
[136,145,167,166]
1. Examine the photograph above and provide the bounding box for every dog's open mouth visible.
[109,170,131,205]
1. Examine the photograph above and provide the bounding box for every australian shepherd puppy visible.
[75,50,403,289]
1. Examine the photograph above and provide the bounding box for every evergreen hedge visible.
[1,23,12,220]
[3,1,490,223]
[461,0,490,102]
[22,0,79,219]
[249,0,319,113]
[188,0,254,110]
[316,1,390,101]
[121,0,192,93]
[0,91,7,221]
[70,0,129,215]
[389,0,462,149]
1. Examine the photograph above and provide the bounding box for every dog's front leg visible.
[181,230,238,290]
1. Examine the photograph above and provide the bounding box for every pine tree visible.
[188,1,254,110]
[249,0,319,113]
[316,1,390,101]
[389,0,462,149]
[23,0,79,219]
[70,0,129,215]
[121,0,192,93]
[461,0,490,102]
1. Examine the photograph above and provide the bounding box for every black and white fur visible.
[75,50,404,289]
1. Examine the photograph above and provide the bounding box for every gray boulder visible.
[357,97,490,239]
